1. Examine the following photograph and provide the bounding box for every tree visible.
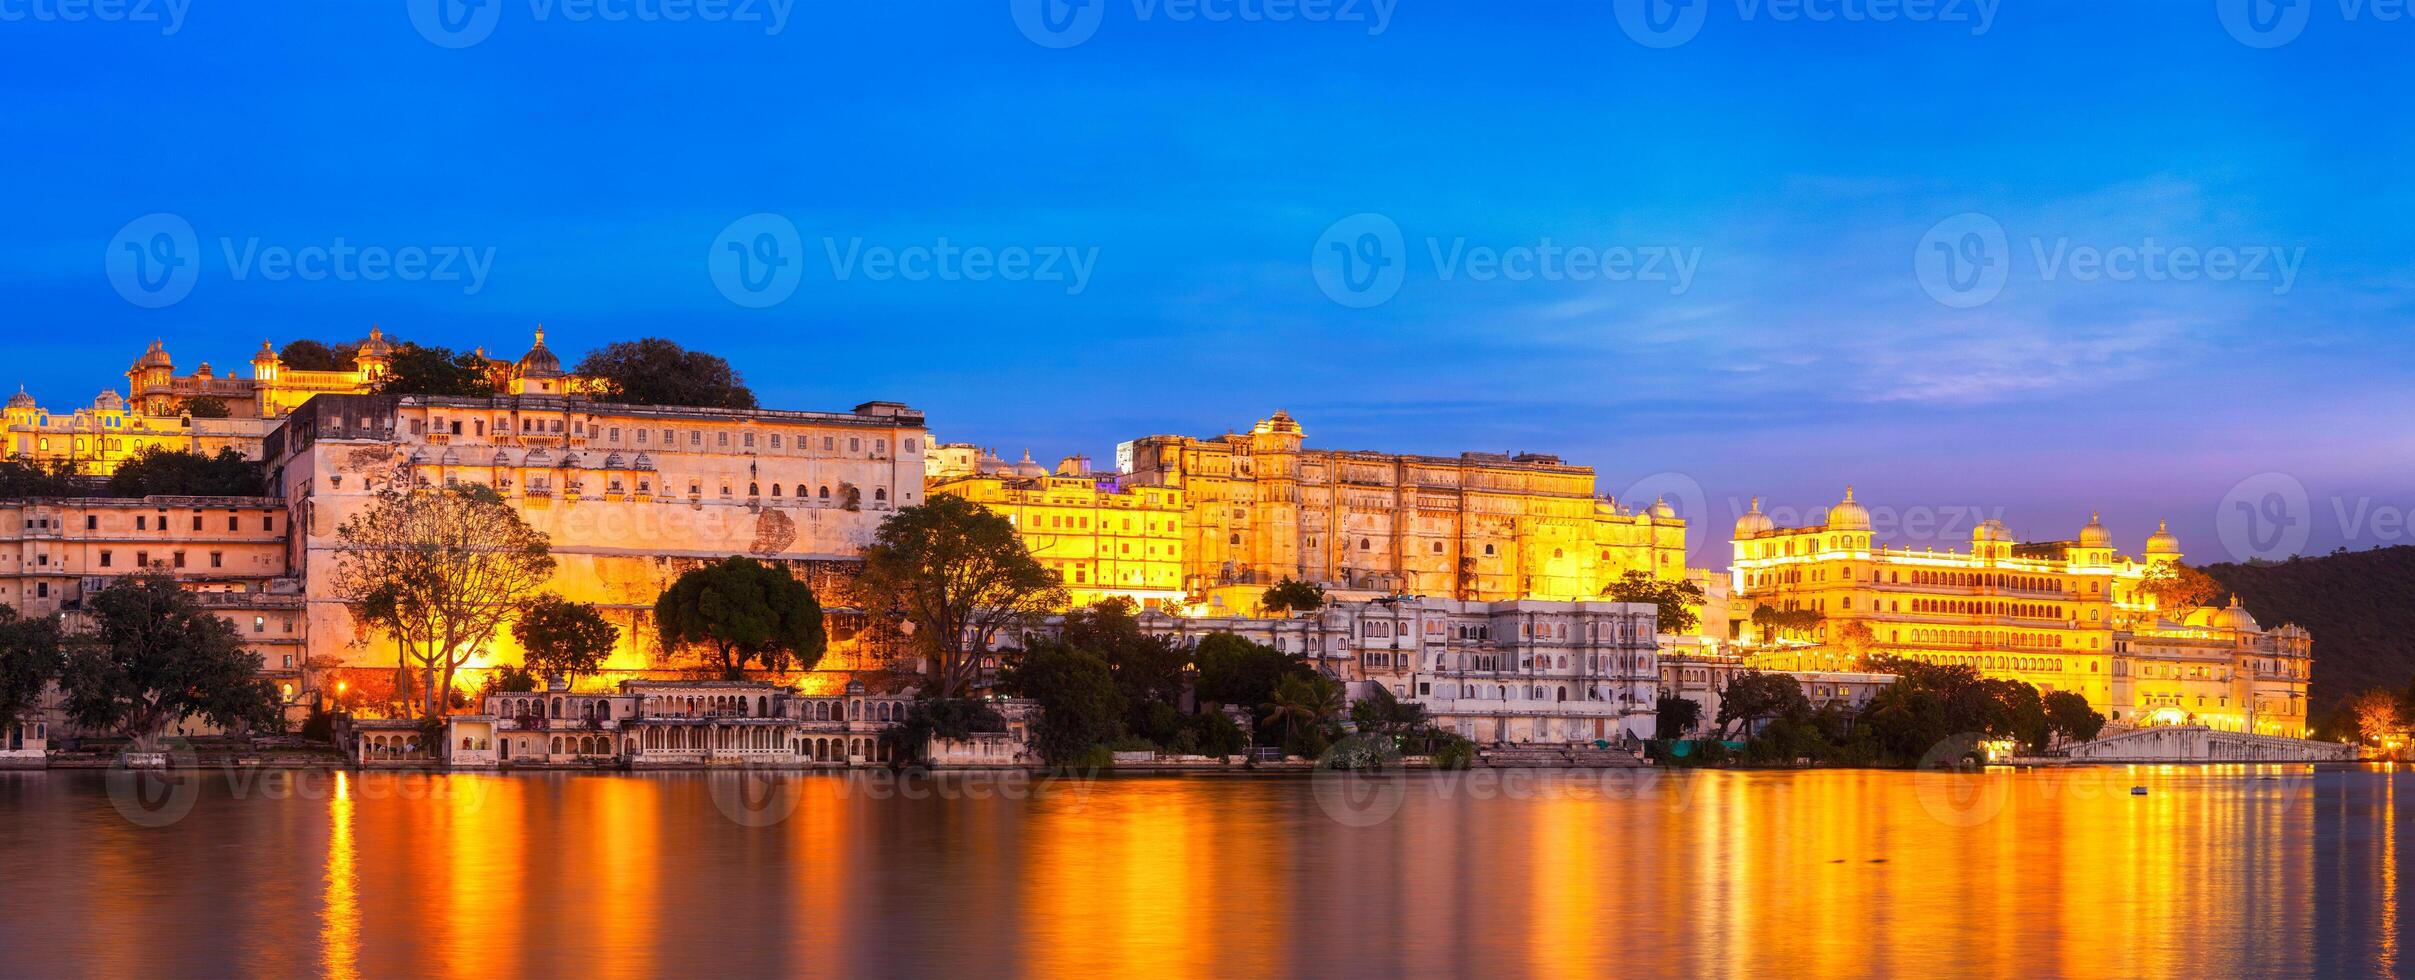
[104,446,264,497]
[1750,604,1824,643]
[1654,692,1703,740]
[373,342,494,397]
[182,395,232,418]
[2042,690,2105,747]
[329,485,556,717]
[1260,577,1326,616]
[2352,689,2404,745]
[1193,632,1312,709]
[654,557,826,680]
[510,595,619,681]
[1603,569,1705,634]
[1833,621,1878,663]
[278,339,357,371]
[2140,561,2222,612]
[0,458,79,497]
[57,574,280,745]
[1001,640,1124,763]
[1057,598,1189,735]
[1349,683,1426,739]
[1262,672,1344,748]
[1715,671,1811,739]
[855,496,1068,698]
[573,338,758,409]
[0,606,65,733]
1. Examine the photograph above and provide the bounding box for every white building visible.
[1132,597,1664,744]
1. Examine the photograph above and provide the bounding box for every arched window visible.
[771,484,782,497]
[874,488,887,502]
[1229,533,1241,545]
[1432,541,1444,553]
[748,482,760,496]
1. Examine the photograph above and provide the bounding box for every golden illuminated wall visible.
[1117,411,1686,607]
[278,394,929,687]
[928,472,1186,608]
[1730,494,2310,735]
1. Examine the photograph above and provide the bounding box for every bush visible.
[1432,738,1476,771]
[1187,710,1247,757]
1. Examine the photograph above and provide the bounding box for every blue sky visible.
[1,1,2408,564]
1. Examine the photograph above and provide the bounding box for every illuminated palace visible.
[1116,411,1688,613]
[926,448,1187,609]
[267,368,929,688]
[1730,489,2312,736]
[4,328,592,474]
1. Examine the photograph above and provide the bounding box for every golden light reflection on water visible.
[0,766,2401,976]
[321,771,359,980]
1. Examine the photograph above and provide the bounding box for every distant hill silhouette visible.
[2203,546,2415,715]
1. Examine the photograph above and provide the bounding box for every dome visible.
[1971,518,2012,544]
[1824,486,1870,531]
[1734,496,1774,537]
[516,327,563,378]
[136,340,172,369]
[2145,518,2180,556]
[6,386,35,411]
[356,325,394,360]
[92,389,124,412]
[2214,596,2261,632]
[1649,496,1677,520]
[1011,450,1048,478]
[253,340,279,364]
[2078,511,2111,548]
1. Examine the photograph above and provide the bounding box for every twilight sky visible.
[1,1,2407,566]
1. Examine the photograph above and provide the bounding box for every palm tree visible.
[1262,674,1344,741]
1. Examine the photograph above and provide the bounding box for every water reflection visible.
[0,767,2406,976]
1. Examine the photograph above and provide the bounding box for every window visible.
[253,616,265,634]
[135,551,148,566]
[210,552,223,569]
[136,515,147,530]
[35,583,46,599]
[85,515,97,530]
[228,515,239,531]
[173,552,186,569]
[264,515,275,532]
[99,551,112,568]
[192,514,203,531]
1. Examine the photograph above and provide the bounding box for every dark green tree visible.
[104,447,265,497]
[1192,632,1313,710]
[2042,689,2106,747]
[1714,671,1812,739]
[1060,598,1189,724]
[1654,692,1704,740]
[0,457,79,498]
[1001,640,1125,763]
[654,556,827,680]
[278,339,358,371]
[0,606,66,733]
[855,495,1068,698]
[1603,569,1705,634]
[1262,672,1344,750]
[573,338,758,409]
[58,574,281,745]
[181,395,232,418]
[1349,683,1426,740]
[373,342,494,397]
[1260,577,1326,615]
[510,595,619,681]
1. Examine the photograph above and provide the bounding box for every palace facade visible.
[1122,597,1665,743]
[5,329,593,475]
[1730,489,2312,736]
[926,448,1187,609]
[265,387,928,685]
[1116,411,1688,613]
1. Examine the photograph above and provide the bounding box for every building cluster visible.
[0,334,2321,759]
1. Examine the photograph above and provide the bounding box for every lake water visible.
[0,765,2405,977]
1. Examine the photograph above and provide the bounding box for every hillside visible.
[2203,545,2415,715]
